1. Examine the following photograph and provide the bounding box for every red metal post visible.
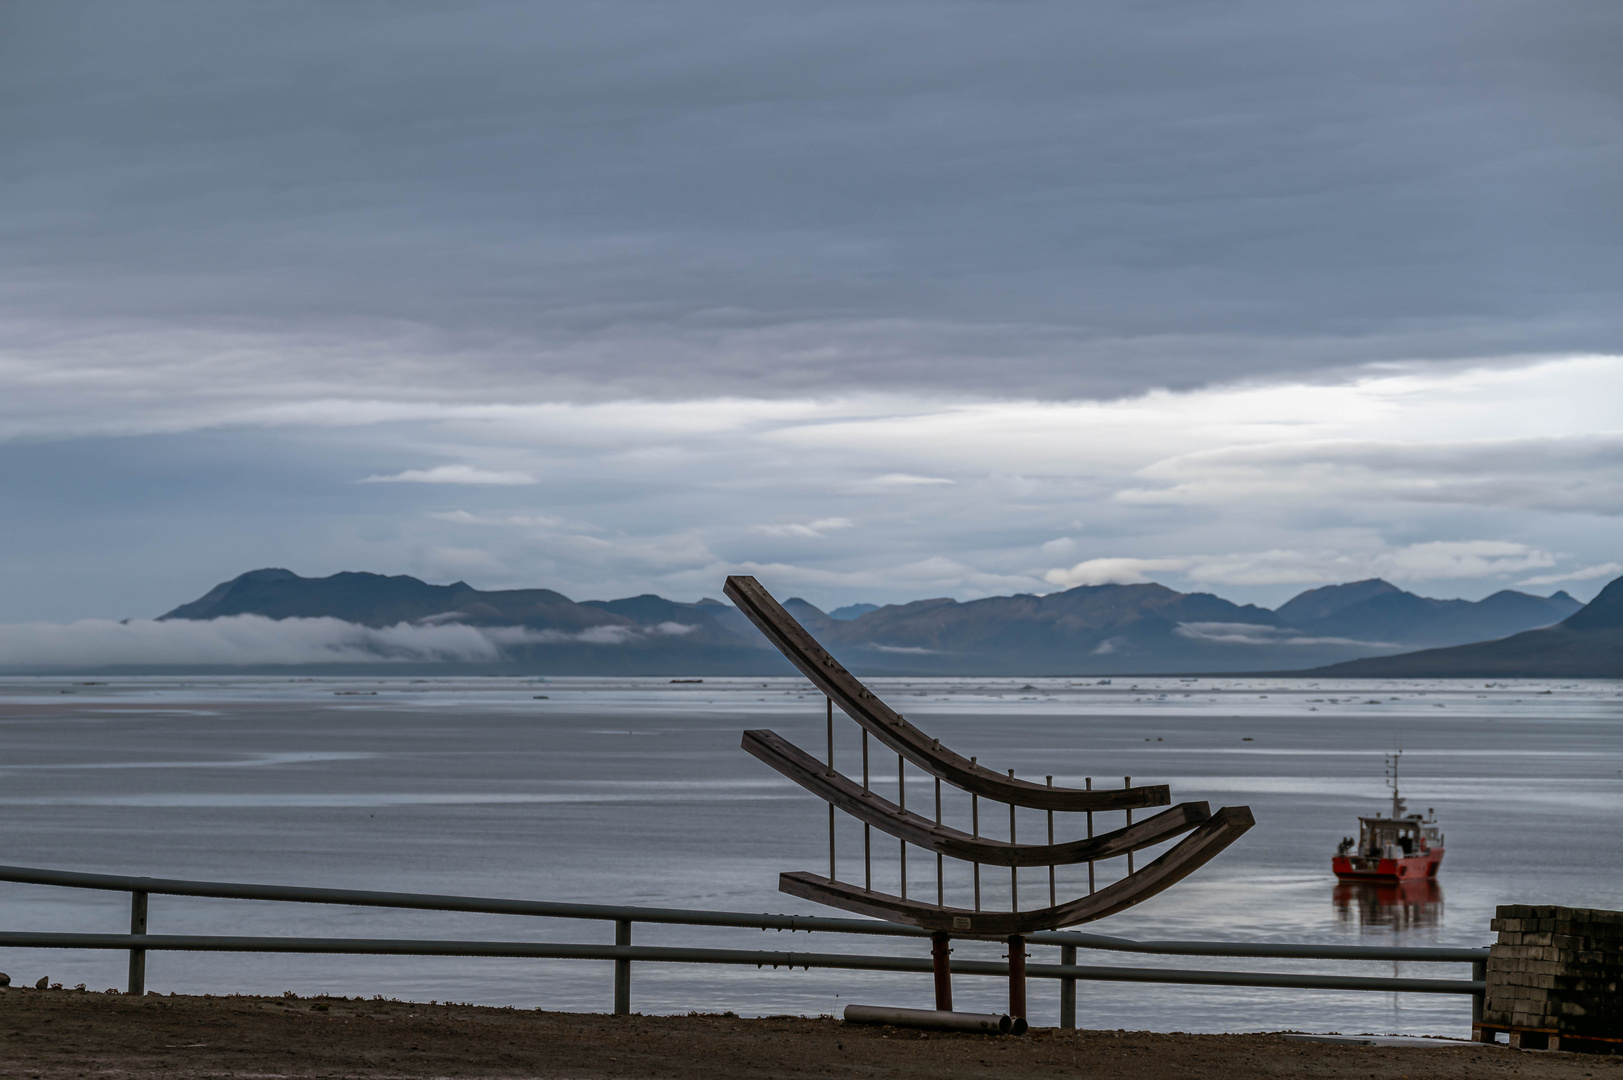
[931,932,953,1011]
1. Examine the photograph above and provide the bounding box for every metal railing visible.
[0,863,1487,1027]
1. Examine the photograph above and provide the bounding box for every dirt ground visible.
[2,987,1619,1080]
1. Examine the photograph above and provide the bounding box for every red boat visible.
[1332,752,1444,882]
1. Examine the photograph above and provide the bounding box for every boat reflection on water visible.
[1333,878,1443,931]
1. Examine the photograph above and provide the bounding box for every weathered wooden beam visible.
[743,729,1207,868]
[724,575,1169,812]
[778,806,1256,935]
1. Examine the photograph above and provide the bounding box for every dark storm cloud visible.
[3,0,1620,404]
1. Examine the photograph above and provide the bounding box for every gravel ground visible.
[2,987,1619,1080]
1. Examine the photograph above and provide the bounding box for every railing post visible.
[614,919,631,1015]
[1007,934,1026,1021]
[1059,943,1077,1029]
[127,890,147,996]
[1471,956,1486,1029]
[931,932,953,1011]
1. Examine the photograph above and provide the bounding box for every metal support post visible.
[826,698,835,880]
[614,919,631,1015]
[898,753,907,900]
[862,729,871,892]
[1085,777,1095,894]
[1046,776,1056,907]
[127,890,147,996]
[1471,957,1486,1028]
[1059,943,1077,1029]
[1125,776,1134,875]
[931,932,953,1012]
[970,757,981,911]
[1007,934,1027,1020]
[934,777,944,906]
[1008,770,1018,911]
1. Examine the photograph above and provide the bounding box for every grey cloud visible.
[362,466,537,485]
[1123,435,1623,515]
[2,0,1621,417]
[1173,623,1395,649]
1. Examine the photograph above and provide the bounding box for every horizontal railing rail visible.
[0,931,1483,996]
[0,862,1488,1027]
[0,863,1487,961]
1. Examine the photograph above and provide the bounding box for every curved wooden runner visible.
[779,807,1256,935]
[726,575,1167,812]
[725,574,1253,934]
[743,728,1210,867]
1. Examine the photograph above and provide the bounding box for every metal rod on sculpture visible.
[1125,776,1134,875]
[1047,776,1056,908]
[934,775,944,906]
[1086,777,1095,895]
[970,757,981,912]
[1008,769,1018,912]
[898,752,907,900]
[862,729,871,893]
[827,697,835,880]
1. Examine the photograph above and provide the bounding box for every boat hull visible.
[1332,848,1443,882]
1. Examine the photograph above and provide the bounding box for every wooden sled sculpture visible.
[726,575,1254,1021]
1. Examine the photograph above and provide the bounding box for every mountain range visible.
[152,567,1607,675]
[1305,573,1623,678]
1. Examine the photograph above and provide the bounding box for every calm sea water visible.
[1,675,1619,1036]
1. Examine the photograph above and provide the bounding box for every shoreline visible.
[2,988,1617,1079]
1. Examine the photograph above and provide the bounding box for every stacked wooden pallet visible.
[1477,904,1622,1053]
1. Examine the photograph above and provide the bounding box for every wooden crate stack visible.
[1479,904,1622,1051]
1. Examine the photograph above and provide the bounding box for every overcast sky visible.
[2,1,1619,622]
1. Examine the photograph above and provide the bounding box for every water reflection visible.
[1333,878,1443,931]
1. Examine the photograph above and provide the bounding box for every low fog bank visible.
[0,614,801,677]
[0,614,580,670]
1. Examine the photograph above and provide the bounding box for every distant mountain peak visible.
[1562,574,1623,631]
[829,602,879,621]
[163,568,534,625]
[239,567,299,581]
[1275,579,1401,625]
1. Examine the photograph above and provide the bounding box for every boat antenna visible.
[1385,749,1406,818]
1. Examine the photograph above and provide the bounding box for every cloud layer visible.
[0,614,698,669]
[1,354,1617,621]
[363,466,537,486]
[3,1,1622,427]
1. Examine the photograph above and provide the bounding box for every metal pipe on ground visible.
[843,1004,1023,1035]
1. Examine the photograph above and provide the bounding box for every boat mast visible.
[1386,751,1406,818]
